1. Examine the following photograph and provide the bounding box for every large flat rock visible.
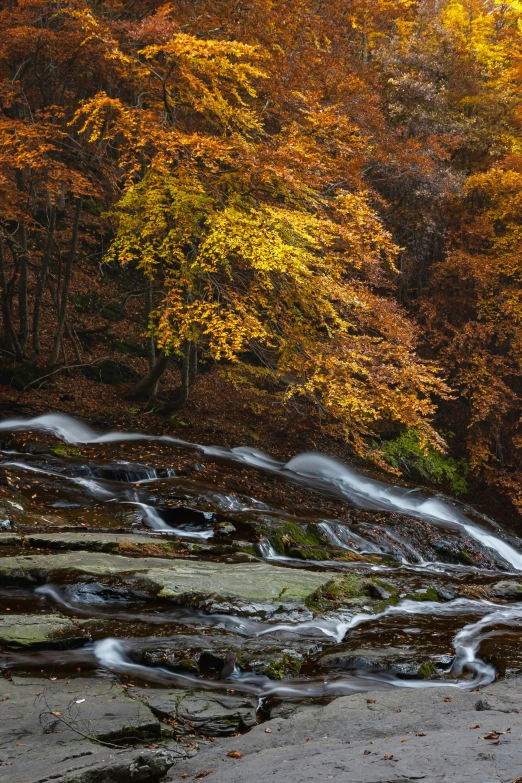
[0,614,87,647]
[0,676,177,783]
[167,679,522,783]
[0,552,335,604]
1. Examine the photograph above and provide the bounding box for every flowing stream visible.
[1,413,522,709]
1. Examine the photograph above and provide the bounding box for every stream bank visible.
[1,413,522,781]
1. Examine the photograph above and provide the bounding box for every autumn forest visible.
[1,0,522,522]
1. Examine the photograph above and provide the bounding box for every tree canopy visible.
[1,0,522,514]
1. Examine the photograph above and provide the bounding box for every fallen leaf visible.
[195,773,212,779]
[443,697,451,702]
[415,733,426,737]
[363,749,371,755]
[401,739,409,743]
[469,725,480,730]
[51,712,61,716]
[366,699,376,704]
[265,727,272,733]
[384,754,394,760]
[227,751,243,759]
[395,709,401,713]
[483,731,503,740]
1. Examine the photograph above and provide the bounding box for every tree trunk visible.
[160,341,197,412]
[50,197,82,366]
[31,207,56,362]
[127,349,170,400]
[145,280,156,370]
[0,241,22,358]
[17,221,29,354]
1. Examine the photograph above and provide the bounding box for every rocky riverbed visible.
[2,413,522,782]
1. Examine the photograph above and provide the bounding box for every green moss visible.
[417,662,437,679]
[374,428,469,496]
[267,521,325,556]
[373,594,400,612]
[287,546,332,560]
[305,574,365,610]
[405,587,439,602]
[264,653,303,680]
[48,445,83,458]
[306,575,403,612]
[459,549,477,566]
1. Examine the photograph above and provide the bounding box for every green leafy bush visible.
[375,428,469,495]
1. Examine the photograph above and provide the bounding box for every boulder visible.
[130,686,257,736]
[490,580,522,601]
[0,614,88,648]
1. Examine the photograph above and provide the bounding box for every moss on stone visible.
[48,445,83,458]
[266,521,325,555]
[404,587,439,602]
[306,574,365,610]
[417,662,437,679]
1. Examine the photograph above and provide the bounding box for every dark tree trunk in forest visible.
[127,349,170,400]
[17,221,29,354]
[31,207,56,362]
[145,280,156,370]
[160,341,197,411]
[50,197,82,366]
[0,241,22,358]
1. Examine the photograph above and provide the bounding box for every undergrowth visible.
[375,428,469,495]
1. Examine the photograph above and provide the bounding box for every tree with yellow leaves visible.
[85,29,448,454]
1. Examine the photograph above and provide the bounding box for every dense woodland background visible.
[1,0,521,523]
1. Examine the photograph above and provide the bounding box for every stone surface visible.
[24,532,178,554]
[0,552,336,604]
[318,645,426,677]
[131,686,257,736]
[0,532,22,546]
[166,678,522,783]
[0,614,87,647]
[0,676,177,783]
[490,580,522,601]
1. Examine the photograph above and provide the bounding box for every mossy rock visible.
[417,662,437,679]
[48,445,83,458]
[306,575,399,612]
[236,649,304,679]
[404,587,439,602]
[264,521,327,556]
[81,359,140,385]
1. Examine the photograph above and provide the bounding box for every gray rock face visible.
[490,580,522,601]
[0,614,88,647]
[0,676,178,783]
[318,645,425,677]
[131,687,257,736]
[0,552,336,605]
[6,747,178,783]
[166,679,522,783]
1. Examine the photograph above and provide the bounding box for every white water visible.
[318,521,382,555]
[92,593,503,698]
[134,502,214,538]
[2,412,522,570]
